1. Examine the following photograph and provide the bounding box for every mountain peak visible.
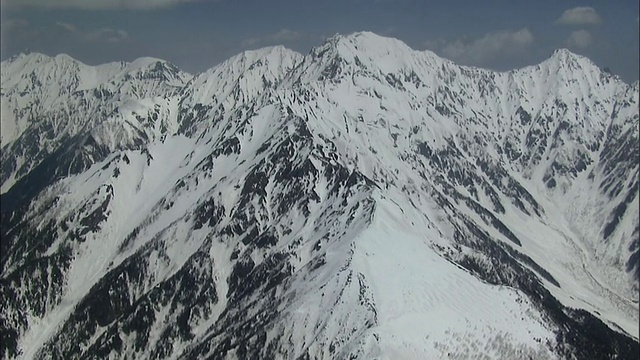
[543,48,603,72]
[322,31,414,56]
[8,52,83,66]
[239,45,301,65]
[53,53,78,63]
[305,31,429,78]
[127,56,170,71]
[198,45,301,82]
[532,47,608,82]
[338,31,403,43]
[548,48,582,62]
[2,51,49,67]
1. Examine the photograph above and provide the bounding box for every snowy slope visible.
[1,32,638,359]
[0,52,191,195]
[278,32,638,335]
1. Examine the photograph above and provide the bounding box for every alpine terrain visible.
[1,32,638,359]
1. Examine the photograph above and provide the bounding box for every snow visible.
[76,62,126,91]
[350,192,556,358]
[1,32,638,359]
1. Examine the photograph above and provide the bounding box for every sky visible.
[1,0,639,83]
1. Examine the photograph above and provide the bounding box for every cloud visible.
[1,0,214,10]
[428,28,534,65]
[1,18,39,41]
[242,29,304,47]
[567,29,592,49]
[1,18,29,30]
[379,26,397,36]
[84,28,130,43]
[556,7,602,26]
[56,22,77,32]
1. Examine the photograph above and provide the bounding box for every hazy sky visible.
[1,0,638,82]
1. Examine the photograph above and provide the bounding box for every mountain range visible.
[1,31,638,359]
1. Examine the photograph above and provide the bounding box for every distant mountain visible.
[1,32,638,359]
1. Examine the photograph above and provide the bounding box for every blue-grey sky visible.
[1,0,638,82]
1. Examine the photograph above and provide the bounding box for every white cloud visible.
[379,26,397,36]
[1,19,39,40]
[1,18,29,30]
[556,7,602,26]
[242,29,303,47]
[431,28,534,64]
[84,28,129,43]
[268,29,303,43]
[1,0,214,10]
[567,29,592,49]
[56,22,77,32]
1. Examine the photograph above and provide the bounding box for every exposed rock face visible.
[1,32,638,359]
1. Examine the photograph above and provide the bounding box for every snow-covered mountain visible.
[1,32,638,359]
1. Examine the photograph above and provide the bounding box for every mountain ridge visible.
[4,32,631,85]
[1,31,638,359]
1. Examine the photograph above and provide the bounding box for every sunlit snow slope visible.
[1,32,638,359]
